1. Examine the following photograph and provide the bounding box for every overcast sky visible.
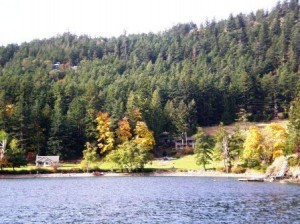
[0,0,280,46]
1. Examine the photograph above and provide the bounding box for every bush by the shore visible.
[0,166,108,175]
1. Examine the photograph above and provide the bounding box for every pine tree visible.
[148,89,165,140]
[47,94,66,157]
[193,127,213,171]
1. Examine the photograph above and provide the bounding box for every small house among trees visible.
[175,137,195,150]
[35,156,60,167]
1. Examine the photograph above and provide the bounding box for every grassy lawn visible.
[0,155,228,173]
[146,155,224,171]
[1,161,117,173]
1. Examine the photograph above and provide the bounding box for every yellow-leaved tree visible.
[243,126,263,167]
[134,121,155,150]
[261,123,287,163]
[96,112,114,154]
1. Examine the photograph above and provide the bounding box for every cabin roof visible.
[175,137,195,141]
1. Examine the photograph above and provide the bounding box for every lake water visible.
[0,176,299,223]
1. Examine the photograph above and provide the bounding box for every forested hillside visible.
[0,0,299,159]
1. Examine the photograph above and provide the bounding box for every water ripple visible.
[0,177,299,223]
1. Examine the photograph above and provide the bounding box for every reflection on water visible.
[0,177,299,223]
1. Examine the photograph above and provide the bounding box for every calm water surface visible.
[0,177,299,223]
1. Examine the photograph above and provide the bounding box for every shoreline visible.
[1,171,299,184]
[0,170,265,179]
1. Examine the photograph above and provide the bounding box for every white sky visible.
[0,0,279,46]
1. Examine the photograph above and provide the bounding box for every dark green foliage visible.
[286,94,300,155]
[0,1,299,159]
[194,127,214,171]
[108,141,152,172]
[6,139,27,170]
[6,151,27,170]
[228,126,245,158]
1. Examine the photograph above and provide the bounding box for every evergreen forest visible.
[0,0,300,160]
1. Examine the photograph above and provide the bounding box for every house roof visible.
[175,136,195,141]
[36,156,59,163]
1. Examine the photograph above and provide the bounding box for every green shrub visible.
[176,147,194,157]
[0,169,31,175]
[288,157,300,166]
[35,168,52,174]
[232,166,246,174]
[243,159,260,168]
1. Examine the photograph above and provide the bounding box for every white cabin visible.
[35,156,60,167]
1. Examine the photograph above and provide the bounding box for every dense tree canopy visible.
[286,93,300,154]
[0,0,299,159]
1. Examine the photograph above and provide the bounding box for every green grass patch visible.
[146,155,224,171]
[0,155,238,174]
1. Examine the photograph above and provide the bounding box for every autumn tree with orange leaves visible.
[115,117,132,144]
